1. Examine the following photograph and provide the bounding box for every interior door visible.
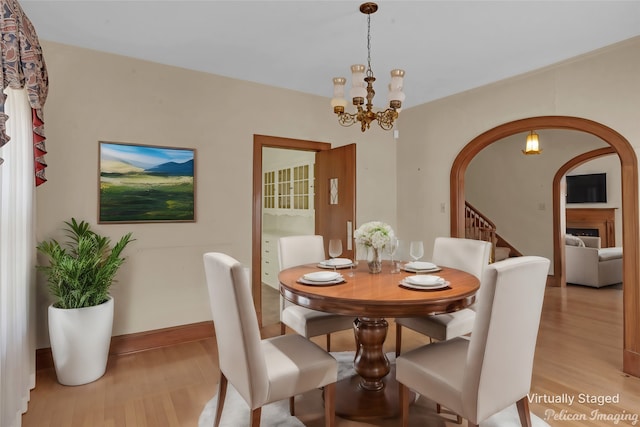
[315,144,357,260]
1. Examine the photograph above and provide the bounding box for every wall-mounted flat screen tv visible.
[566,173,607,203]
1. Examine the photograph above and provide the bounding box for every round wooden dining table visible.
[279,261,480,419]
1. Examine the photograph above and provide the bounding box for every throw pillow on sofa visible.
[565,234,586,247]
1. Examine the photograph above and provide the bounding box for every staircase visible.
[464,202,521,262]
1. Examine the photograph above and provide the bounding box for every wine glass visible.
[350,242,366,277]
[328,239,343,271]
[409,240,424,264]
[388,236,400,273]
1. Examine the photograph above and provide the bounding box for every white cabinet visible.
[261,234,279,289]
[263,162,314,215]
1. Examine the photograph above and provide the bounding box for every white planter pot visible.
[48,296,114,386]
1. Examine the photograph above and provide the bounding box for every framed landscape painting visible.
[99,141,196,223]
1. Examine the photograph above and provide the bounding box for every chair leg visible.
[516,397,533,427]
[280,322,286,335]
[214,373,228,427]
[399,382,410,427]
[250,407,261,427]
[324,382,336,427]
[289,396,295,415]
[395,323,402,356]
[326,333,331,352]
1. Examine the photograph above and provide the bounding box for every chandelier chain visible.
[366,12,373,78]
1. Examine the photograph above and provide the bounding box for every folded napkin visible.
[405,275,444,286]
[404,261,438,270]
[302,271,342,282]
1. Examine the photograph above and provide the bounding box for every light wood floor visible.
[22,283,640,426]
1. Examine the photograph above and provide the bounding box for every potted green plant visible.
[37,218,134,385]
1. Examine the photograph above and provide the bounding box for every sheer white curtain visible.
[0,88,36,427]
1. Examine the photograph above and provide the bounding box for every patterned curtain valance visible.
[0,0,48,185]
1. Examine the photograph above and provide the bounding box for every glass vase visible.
[367,247,382,274]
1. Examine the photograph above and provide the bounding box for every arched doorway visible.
[449,116,640,377]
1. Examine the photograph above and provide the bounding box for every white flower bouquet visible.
[354,221,394,250]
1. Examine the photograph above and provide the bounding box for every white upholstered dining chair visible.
[203,252,337,427]
[395,237,492,356]
[396,256,550,427]
[278,235,355,351]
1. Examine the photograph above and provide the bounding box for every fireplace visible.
[566,227,599,237]
[566,208,616,247]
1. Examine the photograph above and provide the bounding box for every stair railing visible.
[465,201,497,262]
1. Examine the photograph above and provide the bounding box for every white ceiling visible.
[19,0,640,109]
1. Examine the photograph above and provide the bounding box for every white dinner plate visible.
[318,258,353,268]
[303,271,342,282]
[399,279,450,291]
[405,275,445,286]
[318,263,353,270]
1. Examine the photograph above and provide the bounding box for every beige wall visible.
[397,37,640,264]
[35,41,398,348]
[36,36,640,348]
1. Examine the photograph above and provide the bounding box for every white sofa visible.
[565,235,623,287]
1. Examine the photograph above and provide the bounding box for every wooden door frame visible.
[449,116,640,377]
[252,135,331,326]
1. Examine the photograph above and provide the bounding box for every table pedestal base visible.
[334,317,415,419]
[335,366,415,419]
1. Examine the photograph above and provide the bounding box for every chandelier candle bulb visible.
[388,69,406,108]
[331,77,348,113]
[389,69,405,90]
[349,64,367,102]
